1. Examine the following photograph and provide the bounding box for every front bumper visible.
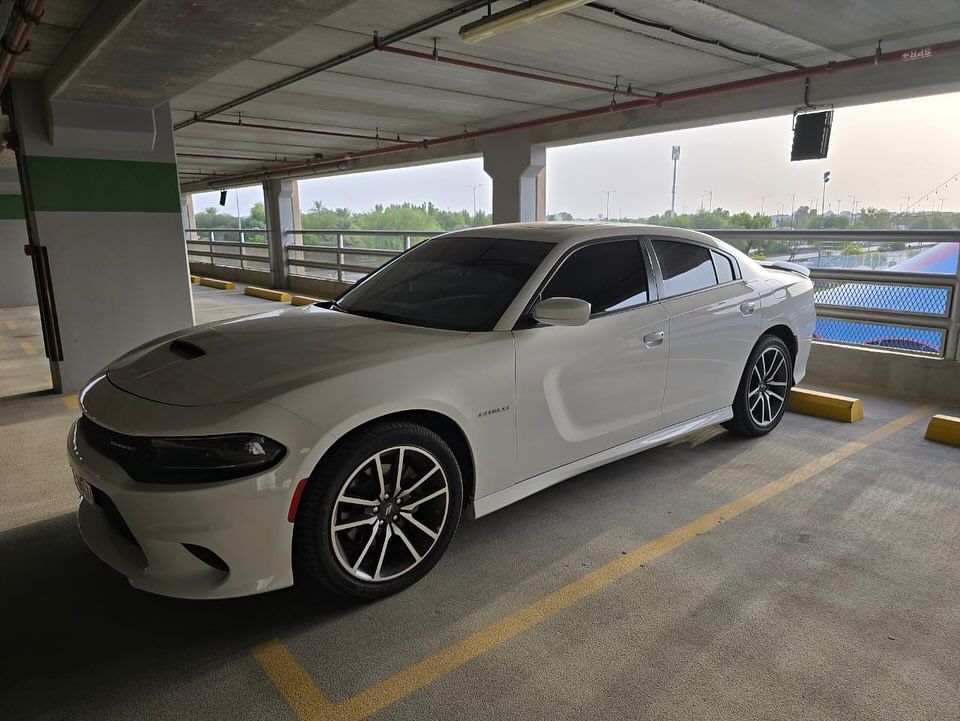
[68,377,331,599]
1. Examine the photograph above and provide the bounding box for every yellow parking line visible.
[62,395,79,410]
[257,403,936,721]
[254,640,335,717]
[3,320,15,330]
[20,342,37,355]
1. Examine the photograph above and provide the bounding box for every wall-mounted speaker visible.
[791,110,832,161]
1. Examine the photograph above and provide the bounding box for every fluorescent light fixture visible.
[458,0,590,43]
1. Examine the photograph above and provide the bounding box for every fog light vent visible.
[183,543,229,573]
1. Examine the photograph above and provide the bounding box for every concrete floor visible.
[1,289,959,721]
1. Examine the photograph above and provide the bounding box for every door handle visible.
[642,330,665,347]
[740,301,756,315]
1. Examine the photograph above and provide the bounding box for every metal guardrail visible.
[709,230,960,360]
[184,227,960,360]
[185,228,270,271]
[283,229,438,282]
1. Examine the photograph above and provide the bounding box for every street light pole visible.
[670,145,681,215]
[787,192,796,228]
[601,189,616,220]
[820,171,830,228]
[466,184,481,221]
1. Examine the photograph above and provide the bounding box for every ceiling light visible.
[458,0,590,43]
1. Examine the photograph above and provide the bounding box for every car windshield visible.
[336,235,552,331]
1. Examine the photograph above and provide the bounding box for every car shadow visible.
[1,428,755,718]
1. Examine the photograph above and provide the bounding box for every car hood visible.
[105,305,469,406]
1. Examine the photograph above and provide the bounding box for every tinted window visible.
[653,240,717,297]
[338,236,551,331]
[712,250,736,283]
[542,240,648,314]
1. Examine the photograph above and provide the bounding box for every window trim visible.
[646,235,743,301]
[514,235,658,329]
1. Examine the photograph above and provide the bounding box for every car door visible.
[513,238,669,481]
[650,237,761,427]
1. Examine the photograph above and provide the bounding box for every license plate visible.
[73,472,95,507]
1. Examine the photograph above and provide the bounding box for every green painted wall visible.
[23,156,181,213]
[0,194,25,219]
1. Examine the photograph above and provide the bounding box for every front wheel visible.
[723,335,793,437]
[293,421,463,600]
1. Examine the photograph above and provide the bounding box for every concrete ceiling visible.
[3,1,960,188]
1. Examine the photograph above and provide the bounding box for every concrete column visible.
[180,193,196,240]
[8,80,194,392]
[263,178,296,289]
[481,137,546,224]
[0,167,36,307]
[291,180,302,231]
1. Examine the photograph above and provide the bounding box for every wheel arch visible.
[762,324,798,381]
[305,409,476,509]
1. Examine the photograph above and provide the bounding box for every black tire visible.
[293,420,463,601]
[723,334,793,437]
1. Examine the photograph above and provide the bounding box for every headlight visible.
[77,417,286,483]
[147,435,287,482]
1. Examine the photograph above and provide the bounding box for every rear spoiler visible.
[757,260,811,277]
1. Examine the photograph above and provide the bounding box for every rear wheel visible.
[293,421,462,600]
[723,335,792,437]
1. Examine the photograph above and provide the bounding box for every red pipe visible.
[377,44,655,100]
[194,117,422,144]
[184,38,960,189]
[0,0,45,92]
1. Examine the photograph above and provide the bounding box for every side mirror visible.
[532,297,591,327]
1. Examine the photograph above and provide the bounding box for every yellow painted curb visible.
[787,387,863,423]
[924,414,960,447]
[290,295,321,306]
[245,286,292,302]
[199,278,235,290]
[190,275,201,284]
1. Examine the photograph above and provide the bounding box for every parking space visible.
[2,290,957,721]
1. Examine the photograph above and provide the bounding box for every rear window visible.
[653,240,717,297]
[712,250,736,283]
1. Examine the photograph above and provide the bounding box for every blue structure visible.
[813,243,958,354]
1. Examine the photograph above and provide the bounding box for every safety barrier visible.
[185,227,960,361]
[709,230,960,361]
[283,229,437,283]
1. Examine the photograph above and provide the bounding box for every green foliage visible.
[841,243,863,255]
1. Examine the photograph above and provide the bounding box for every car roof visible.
[440,222,725,249]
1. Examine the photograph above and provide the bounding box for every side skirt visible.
[467,407,733,519]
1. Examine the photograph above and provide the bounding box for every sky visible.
[190,90,960,220]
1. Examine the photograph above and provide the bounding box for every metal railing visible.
[709,230,960,360]
[185,228,270,272]
[184,227,960,360]
[283,229,438,283]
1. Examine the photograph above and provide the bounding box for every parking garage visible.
[1,2,959,720]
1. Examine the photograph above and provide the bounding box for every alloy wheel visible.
[748,346,789,427]
[330,446,450,582]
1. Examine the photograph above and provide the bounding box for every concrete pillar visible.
[7,80,194,392]
[263,178,296,289]
[180,193,196,240]
[291,180,302,231]
[0,168,36,307]
[481,137,546,224]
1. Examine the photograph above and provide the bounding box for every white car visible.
[69,223,815,600]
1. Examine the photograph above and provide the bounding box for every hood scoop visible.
[169,339,206,359]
